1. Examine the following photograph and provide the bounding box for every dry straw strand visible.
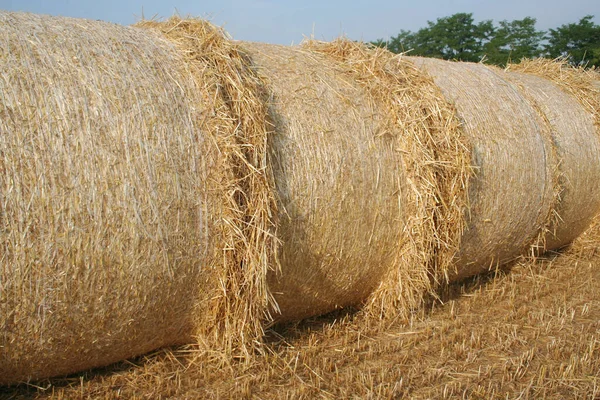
[136,17,279,359]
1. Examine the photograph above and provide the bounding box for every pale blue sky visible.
[0,0,598,45]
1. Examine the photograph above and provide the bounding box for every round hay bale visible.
[504,71,600,249]
[0,13,277,384]
[296,40,471,319]
[0,11,211,383]
[407,57,556,281]
[240,42,408,321]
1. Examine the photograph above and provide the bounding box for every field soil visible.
[3,222,600,399]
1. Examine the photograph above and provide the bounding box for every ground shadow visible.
[0,347,184,399]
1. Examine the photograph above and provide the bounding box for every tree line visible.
[372,13,600,68]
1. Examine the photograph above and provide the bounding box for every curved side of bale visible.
[0,13,215,383]
[301,41,471,320]
[504,71,600,250]
[239,42,408,321]
[136,18,279,360]
[508,59,600,249]
[408,57,555,281]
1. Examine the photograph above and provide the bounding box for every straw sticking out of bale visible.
[301,41,471,318]
[0,12,216,383]
[504,70,600,250]
[408,57,556,281]
[135,18,279,358]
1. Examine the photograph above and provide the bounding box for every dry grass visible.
[4,220,600,399]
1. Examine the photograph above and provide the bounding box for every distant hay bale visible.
[0,13,277,384]
[408,57,556,281]
[503,70,600,250]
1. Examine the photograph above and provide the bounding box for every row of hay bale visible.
[1,11,599,384]
[412,57,600,280]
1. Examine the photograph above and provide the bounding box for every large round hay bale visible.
[407,57,556,281]
[0,13,278,384]
[0,11,212,383]
[291,40,472,319]
[240,42,407,321]
[504,71,600,249]
[239,41,471,322]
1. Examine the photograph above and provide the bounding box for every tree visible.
[373,29,417,54]
[545,15,600,67]
[372,14,599,68]
[419,13,493,61]
[483,17,545,66]
[372,13,493,62]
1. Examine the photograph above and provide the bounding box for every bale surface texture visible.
[505,71,600,249]
[0,13,220,383]
[408,57,556,280]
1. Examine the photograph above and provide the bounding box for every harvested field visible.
[3,220,600,399]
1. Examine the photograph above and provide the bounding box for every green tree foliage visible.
[484,17,545,66]
[374,13,493,62]
[417,13,493,62]
[372,13,599,68]
[545,15,600,67]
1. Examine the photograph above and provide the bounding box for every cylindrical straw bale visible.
[504,71,600,249]
[0,12,218,384]
[241,42,407,321]
[408,57,555,281]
